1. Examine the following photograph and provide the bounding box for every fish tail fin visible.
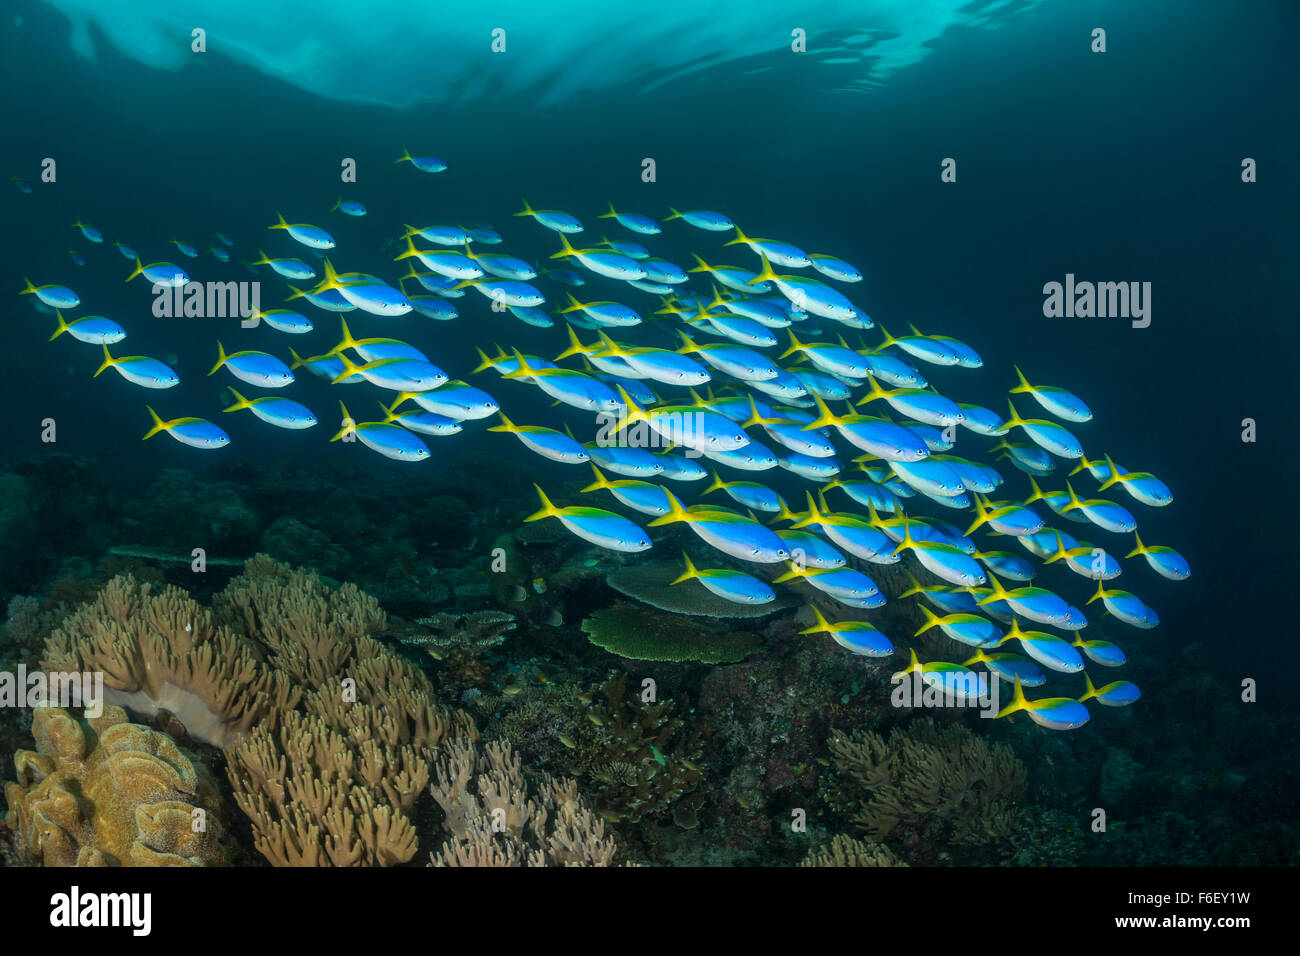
[501,348,535,379]
[330,352,363,384]
[125,256,144,283]
[283,284,309,302]
[771,560,803,584]
[799,605,833,636]
[320,258,344,291]
[525,484,562,522]
[330,196,342,212]
[1042,533,1073,565]
[898,571,926,599]
[471,347,500,374]
[557,293,584,315]
[393,234,422,261]
[1096,453,1124,491]
[207,341,228,376]
[1124,531,1146,559]
[514,198,534,217]
[1005,398,1024,427]
[580,464,611,493]
[647,489,689,527]
[739,395,768,430]
[675,329,697,354]
[995,677,1028,719]
[286,347,310,370]
[554,323,589,360]
[891,648,923,682]
[598,201,618,220]
[487,411,518,433]
[1068,454,1098,477]
[376,398,400,422]
[703,470,727,495]
[269,211,289,230]
[19,276,37,295]
[669,553,699,586]
[221,388,252,413]
[687,253,710,274]
[395,147,413,164]
[550,233,577,260]
[330,400,356,442]
[663,207,683,221]
[49,310,70,341]
[725,223,750,247]
[335,317,358,355]
[914,605,941,636]
[778,327,804,360]
[1077,672,1099,702]
[614,384,647,426]
[805,393,840,430]
[1085,579,1106,606]
[142,405,169,441]
[975,573,1007,606]
[748,252,779,285]
[1009,365,1033,394]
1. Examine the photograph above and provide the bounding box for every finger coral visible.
[799,833,907,867]
[214,557,477,866]
[41,575,299,748]
[4,705,227,866]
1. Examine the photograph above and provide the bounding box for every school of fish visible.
[17,151,1189,731]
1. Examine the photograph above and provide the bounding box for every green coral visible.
[583,602,764,664]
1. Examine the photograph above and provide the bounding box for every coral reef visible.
[428,738,626,866]
[4,705,226,866]
[212,557,476,866]
[584,602,766,664]
[606,561,794,618]
[486,671,704,828]
[42,575,298,748]
[822,719,1027,863]
[799,833,907,867]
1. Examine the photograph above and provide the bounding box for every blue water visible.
[1,0,1297,851]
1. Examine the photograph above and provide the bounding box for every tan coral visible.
[215,558,474,866]
[428,738,625,867]
[824,719,1027,849]
[799,834,908,867]
[4,705,226,866]
[41,575,298,748]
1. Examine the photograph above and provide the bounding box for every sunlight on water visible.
[44,0,1041,106]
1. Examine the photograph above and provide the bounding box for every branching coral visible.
[225,711,429,866]
[37,555,476,867]
[213,557,476,866]
[4,705,227,866]
[822,719,1027,857]
[41,576,299,748]
[799,833,907,867]
[428,738,625,866]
